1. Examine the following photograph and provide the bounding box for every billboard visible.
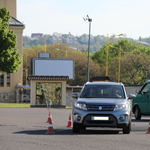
[31,58,74,79]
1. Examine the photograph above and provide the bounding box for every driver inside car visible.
[89,88,96,96]
[112,88,121,98]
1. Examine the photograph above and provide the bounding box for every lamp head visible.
[118,34,124,36]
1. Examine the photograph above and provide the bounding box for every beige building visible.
[0,0,25,102]
[0,0,17,18]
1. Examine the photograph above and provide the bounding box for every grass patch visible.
[0,103,72,108]
[0,103,30,108]
[66,106,73,109]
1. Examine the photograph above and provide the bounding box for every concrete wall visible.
[0,91,16,103]
[125,86,141,96]
[0,85,142,106]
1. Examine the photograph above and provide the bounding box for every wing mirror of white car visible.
[128,94,136,99]
[72,93,78,99]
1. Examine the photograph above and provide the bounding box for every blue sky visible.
[17,0,150,39]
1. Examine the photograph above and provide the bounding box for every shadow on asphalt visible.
[131,119,150,122]
[13,128,121,135]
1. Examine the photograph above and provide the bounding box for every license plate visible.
[91,116,109,120]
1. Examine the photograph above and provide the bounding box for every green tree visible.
[0,8,22,73]
[23,43,104,86]
[121,52,150,85]
[92,39,150,84]
[92,39,150,65]
[108,52,150,84]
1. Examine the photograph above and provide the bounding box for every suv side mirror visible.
[128,94,136,99]
[72,93,78,99]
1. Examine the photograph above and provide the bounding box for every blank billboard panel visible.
[32,59,74,79]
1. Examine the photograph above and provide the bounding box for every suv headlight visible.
[114,103,127,111]
[75,103,87,110]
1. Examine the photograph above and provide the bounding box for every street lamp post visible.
[25,51,28,86]
[25,51,28,102]
[83,15,92,82]
[106,34,109,76]
[106,34,124,82]
[45,44,47,53]
[116,34,124,83]
[118,45,121,83]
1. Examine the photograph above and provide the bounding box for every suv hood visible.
[77,98,127,105]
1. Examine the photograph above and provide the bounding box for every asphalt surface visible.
[0,108,150,150]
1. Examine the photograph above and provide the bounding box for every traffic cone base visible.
[46,124,55,134]
[146,121,150,134]
[67,113,73,128]
[46,116,55,134]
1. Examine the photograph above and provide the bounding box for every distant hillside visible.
[23,32,150,52]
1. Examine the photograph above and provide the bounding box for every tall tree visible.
[92,39,150,65]
[0,8,22,73]
[92,39,150,84]
[108,52,150,84]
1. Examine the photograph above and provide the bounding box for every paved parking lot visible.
[0,108,150,150]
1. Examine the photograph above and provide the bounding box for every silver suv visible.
[72,82,135,134]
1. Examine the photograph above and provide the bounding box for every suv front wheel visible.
[123,120,131,134]
[72,123,80,133]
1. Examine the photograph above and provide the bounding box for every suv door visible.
[135,83,150,114]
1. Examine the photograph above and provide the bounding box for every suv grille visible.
[87,105,115,111]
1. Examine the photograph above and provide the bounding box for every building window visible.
[7,74,10,87]
[0,74,4,87]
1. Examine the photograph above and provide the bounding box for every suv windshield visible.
[80,84,125,99]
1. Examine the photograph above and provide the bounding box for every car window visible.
[80,85,125,98]
[140,83,150,94]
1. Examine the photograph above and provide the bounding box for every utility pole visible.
[83,15,92,82]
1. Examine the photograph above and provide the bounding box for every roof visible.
[85,82,123,86]
[31,33,43,38]
[89,76,111,82]
[28,75,69,80]
[9,16,25,27]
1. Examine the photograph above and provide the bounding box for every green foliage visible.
[92,39,150,84]
[55,86,61,92]
[36,84,42,95]
[23,43,105,86]
[0,8,22,73]
[120,52,150,85]
[23,38,150,85]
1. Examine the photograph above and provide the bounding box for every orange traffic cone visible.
[46,116,55,134]
[146,121,150,134]
[67,113,73,128]
[46,111,53,123]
